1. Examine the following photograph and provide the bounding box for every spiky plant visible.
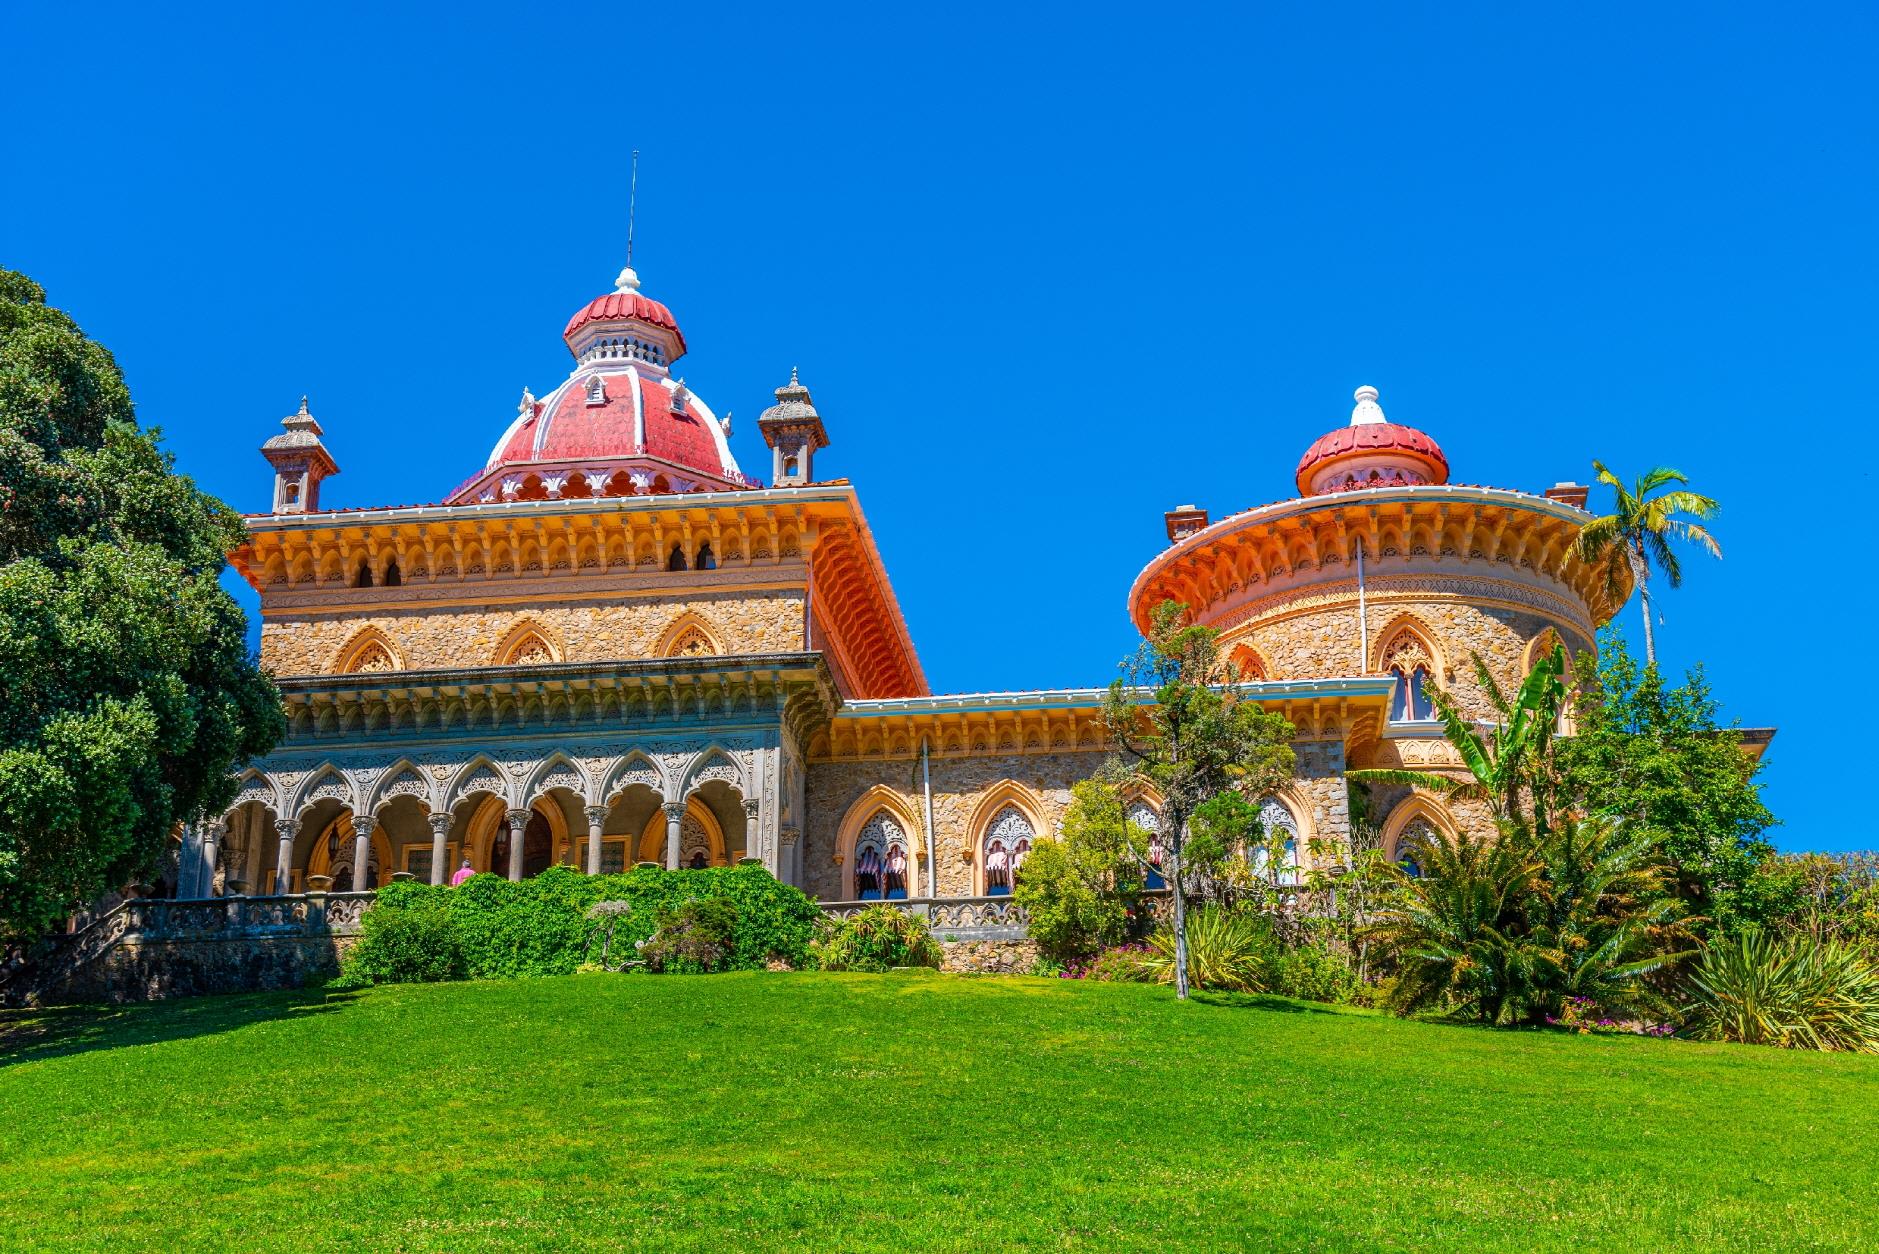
[1571,463,1721,666]
[1138,906,1272,993]
[1683,930,1879,1053]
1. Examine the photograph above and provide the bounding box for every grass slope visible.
[2,973,1876,1251]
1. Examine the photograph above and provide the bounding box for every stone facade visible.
[260,587,806,676]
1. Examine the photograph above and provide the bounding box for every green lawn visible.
[2,974,1876,1251]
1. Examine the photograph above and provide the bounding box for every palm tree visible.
[1571,463,1721,667]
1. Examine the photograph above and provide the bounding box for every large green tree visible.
[1571,462,1721,666]
[0,268,282,939]
[1557,635,1778,932]
[1103,600,1295,999]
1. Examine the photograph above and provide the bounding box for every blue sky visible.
[4,3,1872,851]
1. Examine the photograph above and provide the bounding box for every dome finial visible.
[789,365,800,387]
[1351,385,1385,427]
[614,265,641,294]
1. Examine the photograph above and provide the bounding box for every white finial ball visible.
[1354,385,1379,404]
[615,266,641,294]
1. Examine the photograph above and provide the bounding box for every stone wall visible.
[260,589,806,675]
[938,938,1039,975]
[804,743,1356,899]
[50,934,355,1004]
[1221,575,1590,723]
[803,751,1109,900]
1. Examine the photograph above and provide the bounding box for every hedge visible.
[350,864,821,983]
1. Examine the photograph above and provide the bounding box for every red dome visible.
[563,291,686,356]
[1295,422,1448,495]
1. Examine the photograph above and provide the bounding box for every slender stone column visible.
[584,806,608,875]
[201,819,225,898]
[742,797,762,863]
[663,801,687,870]
[273,818,300,894]
[427,813,451,885]
[351,814,377,892]
[506,808,532,881]
[177,823,203,898]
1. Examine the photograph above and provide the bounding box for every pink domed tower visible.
[446,265,753,504]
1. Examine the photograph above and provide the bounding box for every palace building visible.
[174,259,1628,914]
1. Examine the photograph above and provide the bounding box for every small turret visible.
[261,397,339,514]
[758,367,830,487]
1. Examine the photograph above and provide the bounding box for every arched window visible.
[667,543,688,572]
[1396,817,1438,877]
[981,805,1034,896]
[1390,663,1434,721]
[1253,797,1302,886]
[696,541,717,571]
[1381,632,1438,723]
[383,560,401,587]
[853,811,911,901]
[1126,801,1165,889]
[354,559,373,588]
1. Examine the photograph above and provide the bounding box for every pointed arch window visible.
[853,810,911,901]
[668,543,688,572]
[1252,797,1302,886]
[982,805,1034,897]
[1125,801,1165,890]
[1381,634,1438,723]
[1396,817,1438,878]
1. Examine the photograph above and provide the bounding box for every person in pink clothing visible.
[449,858,475,887]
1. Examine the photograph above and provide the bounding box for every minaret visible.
[758,367,830,487]
[261,397,340,514]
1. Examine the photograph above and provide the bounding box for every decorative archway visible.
[836,786,924,899]
[331,626,404,676]
[637,796,728,868]
[305,811,394,891]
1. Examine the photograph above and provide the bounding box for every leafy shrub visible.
[348,864,820,984]
[811,905,943,972]
[640,898,741,973]
[1682,930,1879,1052]
[342,900,464,985]
[1269,942,1363,1005]
[1139,907,1274,993]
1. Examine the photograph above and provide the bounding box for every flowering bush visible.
[1059,944,1155,983]
[1548,995,1675,1038]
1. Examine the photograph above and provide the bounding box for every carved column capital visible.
[583,805,610,829]
[426,812,453,838]
[662,801,689,822]
[741,797,762,819]
[351,812,378,838]
[505,808,534,829]
[274,818,301,839]
[203,818,227,841]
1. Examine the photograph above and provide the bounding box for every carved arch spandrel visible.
[1370,611,1449,681]
[331,626,405,676]
[656,611,723,659]
[492,618,564,667]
